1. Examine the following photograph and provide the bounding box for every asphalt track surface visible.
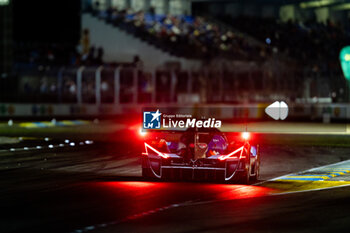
[2,132,350,233]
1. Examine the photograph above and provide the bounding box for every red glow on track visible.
[92,181,273,203]
[111,181,157,188]
[211,184,272,200]
[85,181,274,227]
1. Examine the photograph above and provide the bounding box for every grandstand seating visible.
[90,8,268,61]
[218,15,348,65]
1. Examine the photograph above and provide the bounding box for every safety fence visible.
[1,65,302,105]
[0,102,349,121]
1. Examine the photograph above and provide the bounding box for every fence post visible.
[133,68,138,104]
[219,69,223,102]
[187,71,192,94]
[57,67,64,103]
[96,66,103,105]
[114,67,120,105]
[76,66,85,104]
[170,70,176,103]
[204,68,209,102]
[151,71,156,103]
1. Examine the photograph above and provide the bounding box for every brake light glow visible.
[144,142,169,159]
[242,132,250,140]
[219,146,244,160]
[139,127,147,137]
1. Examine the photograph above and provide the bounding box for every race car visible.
[141,128,260,183]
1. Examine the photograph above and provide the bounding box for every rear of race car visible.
[141,131,259,183]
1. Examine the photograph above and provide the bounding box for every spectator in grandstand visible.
[81,29,90,57]
[96,47,104,65]
[149,6,155,19]
[93,1,100,15]
[85,45,95,64]
[219,15,348,66]
[93,7,259,61]
[132,55,143,69]
[106,5,115,22]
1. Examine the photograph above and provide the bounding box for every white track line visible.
[254,158,350,196]
[254,158,350,185]
[270,183,350,196]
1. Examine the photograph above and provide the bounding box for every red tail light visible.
[219,146,244,160]
[139,127,147,137]
[143,142,169,159]
[242,132,250,140]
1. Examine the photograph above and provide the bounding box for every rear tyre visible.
[239,154,251,184]
[250,155,260,181]
[142,167,151,178]
[239,170,250,184]
[238,161,250,184]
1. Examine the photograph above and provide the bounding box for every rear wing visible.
[140,128,250,143]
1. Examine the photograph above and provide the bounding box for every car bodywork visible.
[141,128,260,183]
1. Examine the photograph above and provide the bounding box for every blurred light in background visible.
[242,132,250,140]
[139,127,147,137]
[300,0,337,9]
[0,0,9,6]
[339,46,350,81]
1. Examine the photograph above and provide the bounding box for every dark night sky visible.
[12,0,81,45]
